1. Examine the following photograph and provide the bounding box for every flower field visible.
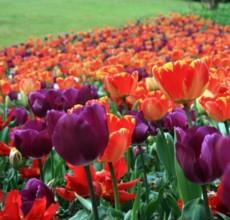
[0,14,230,219]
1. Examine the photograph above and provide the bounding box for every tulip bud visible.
[9,147,22,167]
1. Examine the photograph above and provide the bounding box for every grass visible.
[0,0,229,48]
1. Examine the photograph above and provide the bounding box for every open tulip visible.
[153,59,209,103]
[51,103,109,165]
[100,114,135,162]
[104,72,138,98]
[176,126,224,184]
[200,92,230,122]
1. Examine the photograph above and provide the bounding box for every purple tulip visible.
[51,103,109,165]
[74,85,98,105]
[29,86,98,117]
[21,178,54,215]
[129,111,150,143]
[162,108,188,131]
[12,119,52,158]
[62,88,80,110]
[28,89,65,117]
[9,107,28,125]
[176,126,224,184]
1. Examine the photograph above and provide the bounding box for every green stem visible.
[84,165,99,220]
[201,185,213,220]
[51,149,54,180]
[138,145,149,202]
[39,159,44,182]
[108,162,121,211]
[184,103,192,128]
[127,148,134,171]
[224,121,229,135]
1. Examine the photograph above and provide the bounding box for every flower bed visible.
[0,14,229,219]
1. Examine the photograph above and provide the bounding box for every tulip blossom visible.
[0,190,58,220]
[9,107,28,125]
[21,178,54,215]
[56,158,139,203]
[176,126,224,184]
[51,103,109,165]
[139,90,172,121]
[162,108,188,132]
[104,72,138,98]
[12,119,52,158]
[129,110,152,144]
[153,59,209,103]
[200,92,230,121]
[100,114,135,162]
[28,89,65,117]
[29,86,99,117]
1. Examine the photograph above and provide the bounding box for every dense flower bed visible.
[0,14,230,219]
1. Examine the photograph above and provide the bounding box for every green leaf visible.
[145,188,163,218]
[155,131,175,178]
[69,210,90,220]
[76,194,92,211]
[175,161,201,203]
[131,185,140,220]
[180,199,207,220]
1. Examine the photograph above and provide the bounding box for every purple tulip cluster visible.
[29,85,98,117]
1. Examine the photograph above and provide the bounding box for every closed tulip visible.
[51,103,109,165]
[200,92,230,122]
[176,126,224,184]
[139,91,172,121]
[12,119,52,158]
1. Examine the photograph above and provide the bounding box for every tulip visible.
[0,190,58,220]
[21,178,54,215]
[51,103,109,165]
[139,90,172,121]
[56,158,139,203]
[200,92,230,122]
[162,108,188,132]
[100,114,135,162]
[176,126,224,184]
[128,110,150,144]
[10,107,28,125]
[104,72,138,98]
[153,59,209,103]
[29,89,65,117]
[12,119,52,158]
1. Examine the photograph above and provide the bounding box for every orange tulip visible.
[100,114,135,162]
[139,90,172,121]
[104,72,138,98]
[152,59,209,103]
[19,78,41,95]
[200,92,230,122]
